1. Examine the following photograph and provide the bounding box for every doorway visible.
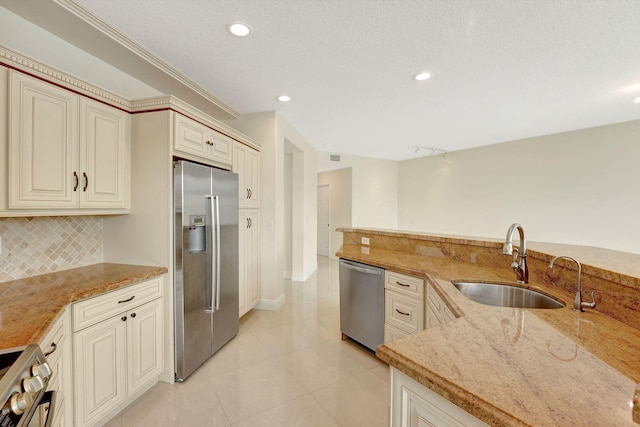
[317,184,331,257]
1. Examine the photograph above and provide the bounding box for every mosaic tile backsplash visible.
[0,216,103,282]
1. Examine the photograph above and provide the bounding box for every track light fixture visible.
[414,146,448,157]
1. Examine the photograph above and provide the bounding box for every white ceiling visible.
[29,1,640,160]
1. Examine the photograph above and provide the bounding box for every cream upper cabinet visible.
[232,142,260,208]
[79,98,129,209]
[8,71,130,213]
[173,113,233,166]
[9,70,79,209]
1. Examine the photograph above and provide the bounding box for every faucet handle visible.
[510,248,519,268]
[582,291,596,309]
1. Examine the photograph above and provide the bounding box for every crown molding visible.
[54,0,239,120]
[0,45,131,110]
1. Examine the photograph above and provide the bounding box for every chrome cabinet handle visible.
[83,172,88,192]
[396,281,411,287]
[395,309,410,316]
[73,172,79,191]
[118,295,135,304]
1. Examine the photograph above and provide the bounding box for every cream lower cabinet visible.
[239,209,260,317]
[7,70,130,213]
[426,281,456,329]
[72,278,164,426]
[391,368,488,427]
[37,308,71,427]
[384,271,425,342]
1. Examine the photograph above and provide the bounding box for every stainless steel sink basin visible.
[451,281,565,309]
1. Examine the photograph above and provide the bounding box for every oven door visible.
[25,390,56,427]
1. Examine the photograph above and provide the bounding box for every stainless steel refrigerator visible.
[174,160,239,381]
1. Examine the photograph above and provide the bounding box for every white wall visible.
[317,168,353,258]
[398,119,640,254]
[317,152,398,229]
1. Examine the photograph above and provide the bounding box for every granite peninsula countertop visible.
[0,263,167,351]
[337,228,640,426]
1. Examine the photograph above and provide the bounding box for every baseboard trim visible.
[255,293,285,311]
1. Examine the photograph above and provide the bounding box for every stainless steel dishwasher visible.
[339,259,385,351]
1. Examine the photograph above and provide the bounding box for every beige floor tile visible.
[276,340,374,392]
[231,395,339,427]
[112,374,230,427]
[312,369,390,427]
[212,358,307,423]
[205,330,275,375]
[252,321,324,356]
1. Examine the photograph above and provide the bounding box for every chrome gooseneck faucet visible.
[548,255,596,312]
[502,223,528,284]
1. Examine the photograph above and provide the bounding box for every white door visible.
[317,185,331,257]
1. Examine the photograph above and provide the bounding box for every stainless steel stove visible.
[0,344,54,427]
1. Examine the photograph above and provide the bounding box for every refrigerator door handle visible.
[207,195,221,313]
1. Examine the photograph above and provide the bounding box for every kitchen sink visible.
[451,281,565,309]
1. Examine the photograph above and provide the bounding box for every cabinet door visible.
[9,71,79,209]
[127,298,164,396]
[246,148,260,208]
[233,143,248,208]
[74,315,127,426]
[238,209,260,317]
[238,210,248,317]
[208,132,233,165]
[246,210,260,309]
[80,98,130,209]
[392,368,489,427]
[174,113,209,158]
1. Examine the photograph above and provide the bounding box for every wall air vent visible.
[330,154,341,162]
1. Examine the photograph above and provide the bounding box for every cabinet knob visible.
[121,316,127,321]
[130,313,136,318]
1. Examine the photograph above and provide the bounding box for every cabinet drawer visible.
[385,290,424,333]
[385,271,424,299]
[72,277,163,332]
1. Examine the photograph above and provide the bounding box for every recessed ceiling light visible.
[277,95,291,102]
[226,21,251,37]
[634,97,640,104]
[413,72,432,81]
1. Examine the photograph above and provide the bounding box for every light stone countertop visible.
[337,230,640,427]
[0,263,167,351]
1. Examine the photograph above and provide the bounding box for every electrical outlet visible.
[361,246,370,255]
[361,237,370,245]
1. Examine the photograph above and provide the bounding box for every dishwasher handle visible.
[340,260,382,275]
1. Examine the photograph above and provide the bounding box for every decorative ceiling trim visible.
[54,0,239,119]
[0,45,131,110]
